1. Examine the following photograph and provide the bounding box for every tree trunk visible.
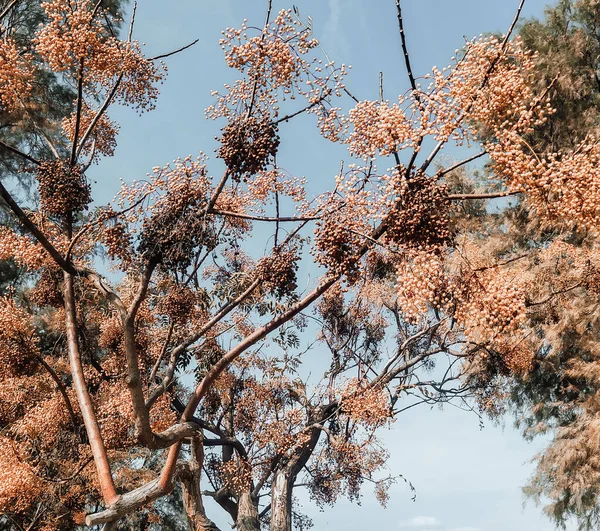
[236,491,260,531]
[180,437,221,531]
[63,271,118,504]
[270,468,292,531]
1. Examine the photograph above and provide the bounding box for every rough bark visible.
[270,468,292,531]
[236,491,260,531]
[180,437,221,531]
[269,406,331,531]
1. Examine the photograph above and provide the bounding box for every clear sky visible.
[88,1,573,530]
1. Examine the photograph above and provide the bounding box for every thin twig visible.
[210,209,319,223]
[447,190,520,200]
[147,38,199,61]
[0,139,40,165]
[0,0,19,22]
[436,151,487,177]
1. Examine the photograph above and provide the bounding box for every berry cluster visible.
[218,115,280,178]
[36,160,91,217]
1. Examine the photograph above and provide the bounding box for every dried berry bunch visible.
[29,266,63,308]
[386,173,451,250]
[156,283,198,324]
[256,247,299,298]
[35,160,91,217]
[101,221,133,268]
[314,213,363,282]
[218,115,280,178]
[138,196,216,271]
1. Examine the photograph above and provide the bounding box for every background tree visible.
[465,2,600,530]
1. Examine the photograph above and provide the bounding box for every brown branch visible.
[36,354,78,427]
[271,89,331,125]
[210,209,319,223]
[71,59,86,166]
[447,190,521,200]
[0,181,75,274]
[0,139,40,165]
[145,278,261,409]
[148,321,175,387]
[147,38,200,61]
[436,151,487,177]
[76,74,123,161]
[0,0,19,22]
[395,0,418,95]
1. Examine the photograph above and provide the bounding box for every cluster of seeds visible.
[101,221,133,268]
[488,132,600,231]
[0,38,33,114]
[0,228,47,270]
[29,267,63,308]
[314,214,363,282]
[36,160,91,217]
[493,339,534,375]
[256,248,299,298]
[395,250,448,323]
[218,115,280,178]
[340,381,390,428]
[347,99,415,158]
[386,173,451,250]
[454,269,527,343]
[0,296,39,376]
[156,284,197,323]
[219,458,252,495]
[61,104,119,159]
[137,158,214,271]
[221,10,317,90]
[0,436,46,514]
[36,0,165,112]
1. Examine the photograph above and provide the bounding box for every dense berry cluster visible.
[29,267,63,308]
[101,221,133,268]
[0,297,39,376]
[348,99,414,158]
[218,115,280,178]
[36,0,165,112]
[256,248,299,298]
[36,160,91,216]
[395,250,448,323]
[386,173,451,250]
[0,38,33,114]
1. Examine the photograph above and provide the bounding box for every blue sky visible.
[88,1,572,529]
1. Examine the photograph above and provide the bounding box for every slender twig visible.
[0,0,19,22]
[147,39,199,61]
[395,0,419,95]
[70,59,86,166]
[271,89,331,125]
[0,181,75,274]
[0,139,40,165]
[36,354,78,427]
[210,209,319,223]
[436,151,487,177]
[447,190,520,200]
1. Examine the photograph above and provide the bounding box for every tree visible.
[0,0,597,529]
[468,2,600,529]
